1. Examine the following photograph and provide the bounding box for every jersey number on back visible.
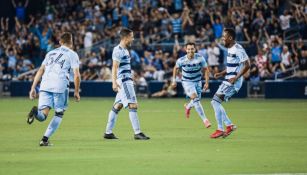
[46,53,65,68]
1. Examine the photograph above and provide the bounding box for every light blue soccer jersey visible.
[40,46,80,93]
[176,53,208,82]
[112,45,132,80]
[224,43,249,91]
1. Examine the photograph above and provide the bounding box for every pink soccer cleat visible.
[184,103,191,119]
[210,130,225,138]
[223,124,237,138]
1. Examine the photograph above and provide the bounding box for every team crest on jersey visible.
[227,53,236,58]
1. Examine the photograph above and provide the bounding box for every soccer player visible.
[103,28,150,140]
[210,28,250,138]
[27,32,81,146]
[171,42,211,128]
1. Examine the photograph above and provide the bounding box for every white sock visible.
[193,98,207,121]
[44,115,63,138]
[129,109,141,134]
[220,105,232,126]
[211,99,224,131]
[105,108,119,134]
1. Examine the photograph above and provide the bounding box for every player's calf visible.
[128,103,150,140]
[27,106,48,124]
[104,104,122,139]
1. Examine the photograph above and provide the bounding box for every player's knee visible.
[190,93,197,100]
[128,103,138,110]
[192,97,200,103]
[112,103,123,114]
[211,95,223,105]
[42,108,50,117]
[55,111,64,118]
[114,103,123,110]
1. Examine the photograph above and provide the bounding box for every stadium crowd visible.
[0,0,306,84]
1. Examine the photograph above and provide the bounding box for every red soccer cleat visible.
[210,130,225,138]
[184,103,191,119]
[223,125,237,138]
[203,119,211,128]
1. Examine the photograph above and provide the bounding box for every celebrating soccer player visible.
[210,28,250,138]
[27,32,81,146]
[103,28,150,140]
[172,42,211,128]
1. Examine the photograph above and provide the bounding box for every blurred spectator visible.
[0,0,306,82]
[249,58,261,95]
[255,47,271,79]
[293,39,307,77]
[279,10,292,32]
[84,30,93,55]
[269,36,283,73]
[207,41,220,75]
[152,50,165,81]
[280,45,294,72]
[12,0,29,22]
[98,63,111,81]
[151,80,177,98]
[209,11,223,39]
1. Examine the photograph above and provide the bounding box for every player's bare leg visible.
[27,107,49,124]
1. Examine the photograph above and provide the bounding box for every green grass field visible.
[0,97,307,175]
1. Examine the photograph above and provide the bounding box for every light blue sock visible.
[129,109,141,134]
[211,99,224,131]
[193,98,207,121]
[35,110,47,122]
[220,105,232,126]
[105,108,119,134]
[43,115,63,138]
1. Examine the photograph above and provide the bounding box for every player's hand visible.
[214,73,222,79]
[203,83,209,92]
[171,81,177,89]
[29,88,36,100]
[112,82,120,92]
[228,77,237,84]
[74,92,80,102]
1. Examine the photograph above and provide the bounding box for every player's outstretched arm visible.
[228,59,250,84]
[73,68,81,102]
[203,67,210,91]
[29,65,45,100]
[112,60,120,92]
[171,66,179,88]
[214,69,226,79]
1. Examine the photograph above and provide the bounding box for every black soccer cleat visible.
[104,133,118,139]
[27,106,38,125]
[134,132,150,140]
[39,140,53,146]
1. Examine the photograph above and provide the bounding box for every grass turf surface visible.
[0,97,307,175]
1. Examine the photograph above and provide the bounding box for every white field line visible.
[232,174,307,175]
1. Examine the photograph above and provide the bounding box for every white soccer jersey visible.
[175,53,208,82]
[224,43,249,91]
[40,46,80,93]
[112,44,132,80]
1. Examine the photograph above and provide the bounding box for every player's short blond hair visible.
[60,32,73,45]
